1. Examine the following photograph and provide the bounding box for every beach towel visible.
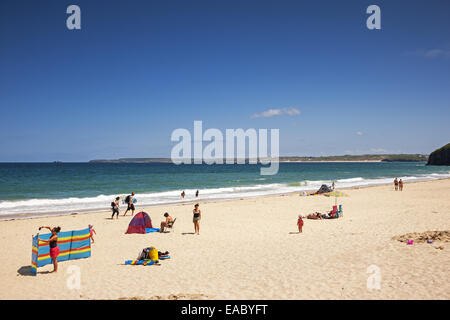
[125,260,156,266]
[145,228,160,233]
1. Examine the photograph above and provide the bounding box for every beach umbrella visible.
[323,191,348,205]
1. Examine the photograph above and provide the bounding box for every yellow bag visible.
[149,247,158,261]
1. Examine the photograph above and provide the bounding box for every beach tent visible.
[126,211,153,234]
[316,184,332,194]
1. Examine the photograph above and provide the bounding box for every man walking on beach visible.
[394,178,398,191]
[123,192,135,216]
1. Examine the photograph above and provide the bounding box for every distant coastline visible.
[89,154,428,163]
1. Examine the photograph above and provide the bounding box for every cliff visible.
[427,143,450,166]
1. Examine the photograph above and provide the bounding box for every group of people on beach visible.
[111,190,200,218]
[394,178,404,191]
[181,190,199,199]
[157,203,202,234]
[111,192,136,219]
[296,209,339,233]
[110,191,202,234]
[304,211,338,220]
[39,199,202,273]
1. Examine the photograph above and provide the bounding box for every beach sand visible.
[1,179,449,300]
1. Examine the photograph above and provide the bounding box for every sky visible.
[0,0,449,161]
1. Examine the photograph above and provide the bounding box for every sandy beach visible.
[1,178,449,300]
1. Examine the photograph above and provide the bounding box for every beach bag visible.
[137,248,149,260]
[124,195,131,204]
[137,247,158,261]
[148,247,158,261]
[111,201,115,208]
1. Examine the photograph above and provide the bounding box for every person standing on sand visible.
[38,226,61,273]
[123,192,135,216]
[111,197,120,219]
[193,203,201,235]
[394,178,398,191]
[399,179,403,191]
[89,224,96,243]
[297,214,304,233]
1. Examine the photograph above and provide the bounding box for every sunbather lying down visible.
[307,212,338,220]
[307,212,323,220]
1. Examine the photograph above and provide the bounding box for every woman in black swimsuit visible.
[38,226,61,273]
[193,203,201,235]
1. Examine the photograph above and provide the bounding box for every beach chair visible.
[167,218,176,231]
[338,205,343,217]
[329,206,337,217]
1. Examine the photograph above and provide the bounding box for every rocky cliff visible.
[427,143,450,166]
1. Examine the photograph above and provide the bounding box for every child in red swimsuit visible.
[297,214,304,233]
[89,224,96,244]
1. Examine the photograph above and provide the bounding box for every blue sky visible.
[0,0,449,161]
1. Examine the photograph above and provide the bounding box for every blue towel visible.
[145,228,161,233]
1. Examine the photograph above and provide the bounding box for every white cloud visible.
[356,131,363,136]
[408,48,450,59]
[283,107,301,116]
[251,107,300,118]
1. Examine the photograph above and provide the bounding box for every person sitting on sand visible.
[394,178,398,191]
[399,179,403,191]
[111,197,120,219]
[37,226,61,273]
[160,212,174,233]
[89,224,96,243]
[297,214,304,233]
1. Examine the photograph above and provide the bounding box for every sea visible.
[0,161,449,219]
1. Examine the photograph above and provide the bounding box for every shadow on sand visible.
[17,266,54,276]
[17,266,34,276]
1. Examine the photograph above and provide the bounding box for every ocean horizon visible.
[0,161,449,220]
